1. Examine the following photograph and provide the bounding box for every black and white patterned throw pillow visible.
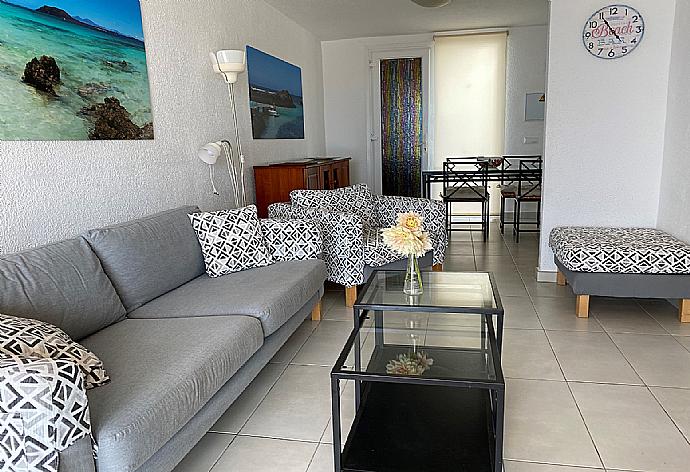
[0,313,109,389]
[260,219,322,262]
[189,205,274,277]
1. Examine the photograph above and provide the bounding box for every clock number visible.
[589,42,594,49]
[599,12,605,19]
[632,15,639,23]
[590,20,598,28]
[631,37,637,43]
[622,46,628,54]
[598,48,604,56]
[608,49,616,58]
[610,6,618,15]
[585,32,592,38]
[635,26,643,33]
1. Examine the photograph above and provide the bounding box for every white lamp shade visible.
[210,50,246,83]
[198,142,222,165]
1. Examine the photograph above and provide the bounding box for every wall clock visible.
[583,5,645,59]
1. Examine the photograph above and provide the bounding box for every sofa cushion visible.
[188,205,273,278]
[81,316,263,472]
[83,206,205,312]
[0,238,126,341]
[128,259,327,336]
[0,313,109,389]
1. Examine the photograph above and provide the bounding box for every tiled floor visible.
[175,224,690,472]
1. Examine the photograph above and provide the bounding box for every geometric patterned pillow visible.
[260,218,322,262]
[188,205,274,278]
[0,313,109,389]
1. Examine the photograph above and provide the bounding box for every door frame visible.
[368,45,432,195]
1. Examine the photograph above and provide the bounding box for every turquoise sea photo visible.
[246,45,304,140]
[0,0,153,140]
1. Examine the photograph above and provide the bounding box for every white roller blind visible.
[433,33,507,168]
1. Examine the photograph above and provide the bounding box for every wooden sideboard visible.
[254,157,351,217]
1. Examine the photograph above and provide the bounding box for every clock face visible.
[583,5,645,59]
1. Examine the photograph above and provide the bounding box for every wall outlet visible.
[523,136,539,144]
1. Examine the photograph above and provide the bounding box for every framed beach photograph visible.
[0,0,153,140]
[246,46,304,140]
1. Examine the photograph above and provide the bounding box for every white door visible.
[369,47,431,196]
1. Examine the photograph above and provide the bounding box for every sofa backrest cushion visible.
[0,238,126,341]
[290,183,375,227]
[83,206,205,312]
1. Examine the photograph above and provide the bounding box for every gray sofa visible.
[0,206,327,472]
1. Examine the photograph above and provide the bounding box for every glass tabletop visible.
[356,271,502,314]
[335,313,502,385]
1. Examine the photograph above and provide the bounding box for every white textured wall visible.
[0,0,325,253]
[504,25,548,155]
[538,0,676,273]
[658,0,690,243]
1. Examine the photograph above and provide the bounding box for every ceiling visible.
[263,0,549,41]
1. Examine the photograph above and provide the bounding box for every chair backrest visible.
[442,157,490,199]
[501,155,542,188]
[516,157,543,198]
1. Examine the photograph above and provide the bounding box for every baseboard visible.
[537,268,557,283]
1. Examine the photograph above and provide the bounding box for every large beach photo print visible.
[247,46,304,140]
[0,0,153,140]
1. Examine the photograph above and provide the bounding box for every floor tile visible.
[524,281,575,299]
[444,255,476,271]
[211,364,286,433]
[639,299,690,336]
[240,365,332,442]
[610,333,690,388]
[270,319,319,364]
[501,296,542,330]
[173,433,234,472]
[446,242,474,255]
[503,461,603,471]
[292,320,354,366]
[320,380,356,445]
[650,387,690,441]
[571,382,690,471]
[492,277,529,297]
[322,303,354,322]
[211,436,317,472]
[591,299,666,335]
[546,331,641,384]
[532,297,603,332]
[502,329,564,381]
[306,443,334,472]
[504,379,601,468]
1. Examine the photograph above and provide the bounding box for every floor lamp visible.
[205,49,247,207]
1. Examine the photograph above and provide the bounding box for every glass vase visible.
[404,255,423,296]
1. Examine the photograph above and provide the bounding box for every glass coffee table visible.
[330,270,505,472]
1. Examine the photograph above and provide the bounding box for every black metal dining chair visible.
[499,155,542,235]
[513,157,543,242]
[441,157,490,240]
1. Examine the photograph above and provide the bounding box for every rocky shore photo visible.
[0,0,153,140]
[246,46,304,140]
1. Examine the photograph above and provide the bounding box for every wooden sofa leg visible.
[432,263,443,272]
[576,295,590,318]
[345,286,357,308]
[311,299,322,321]
[556,271,567,286]
[680,299,690,323]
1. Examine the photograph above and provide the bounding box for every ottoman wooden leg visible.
[556,271,567,286]
[432,263,443,272]
[345,286,357,308]
[576,295,590,318]
[311,299,322,321]
[680,299,690,323]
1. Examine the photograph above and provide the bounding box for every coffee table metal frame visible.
[330,270,506,472]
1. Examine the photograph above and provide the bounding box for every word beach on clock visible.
[583,4,645,59]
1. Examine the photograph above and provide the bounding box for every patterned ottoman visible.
[549,227,690,321]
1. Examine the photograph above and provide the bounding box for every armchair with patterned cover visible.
[268,184,447,306]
